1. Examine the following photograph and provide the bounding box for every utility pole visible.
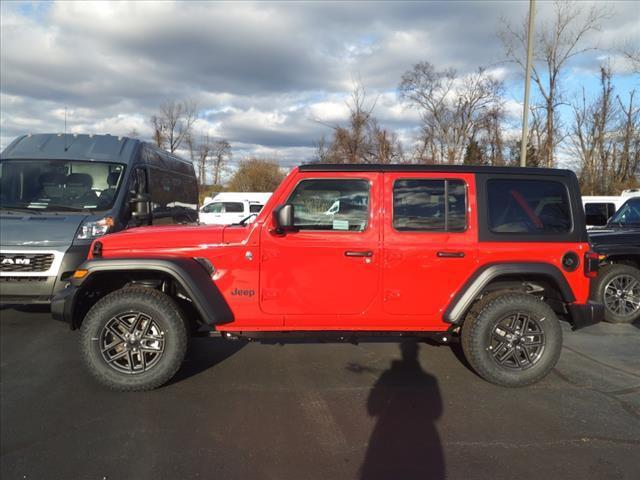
[520,0,536,167]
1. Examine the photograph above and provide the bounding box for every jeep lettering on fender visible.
[231,288,255,297]
[51,164,604,391]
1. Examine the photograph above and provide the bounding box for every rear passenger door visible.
[382,173,477,326]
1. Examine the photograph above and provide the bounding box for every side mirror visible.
[273,204,295,233]
[131,192,152,224]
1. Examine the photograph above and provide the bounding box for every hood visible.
[97,224,229,254]
[589,227,640,244]
[0,214,86,247]
[589,227,640,253]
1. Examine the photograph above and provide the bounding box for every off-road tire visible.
[80,286,188,391]
[592,264,640,324]
[461,293,562,387]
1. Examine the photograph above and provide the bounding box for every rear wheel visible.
[80,286,188,391]
[593,264,640,324]
[461,293,562,387]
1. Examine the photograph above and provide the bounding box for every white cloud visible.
[1,0,638,164]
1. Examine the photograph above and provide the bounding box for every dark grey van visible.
[0,133,198,304]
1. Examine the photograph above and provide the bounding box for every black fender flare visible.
[443,262,575,324]
[54,257,233,328]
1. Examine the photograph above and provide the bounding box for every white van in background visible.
[583,191,640,228]
[199,192,272,225]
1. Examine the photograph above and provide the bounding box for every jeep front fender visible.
[51,257,234,329]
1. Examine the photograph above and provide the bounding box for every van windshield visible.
[0,160,125,212]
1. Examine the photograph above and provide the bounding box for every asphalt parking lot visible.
[1,307,639,480]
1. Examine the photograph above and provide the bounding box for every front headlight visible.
[77,216,114,239]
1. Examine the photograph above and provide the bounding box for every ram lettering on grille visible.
[0,254,55,272]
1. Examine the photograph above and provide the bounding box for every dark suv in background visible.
[0,133,198,304]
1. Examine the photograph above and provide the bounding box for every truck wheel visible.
[80,286,188,391]
[593,264,640,324]
[461,293,562,387]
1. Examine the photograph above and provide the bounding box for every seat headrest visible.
[66,173,93,188]
[39,172,66,186]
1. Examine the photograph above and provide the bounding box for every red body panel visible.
[94,167,592,332]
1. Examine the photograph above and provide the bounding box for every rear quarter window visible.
[487,179,572,234]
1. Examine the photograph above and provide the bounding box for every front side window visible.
[0,159,125,212]
[286,179,369,231]
[608,198,640,226]
[249,204,263,213]
[393,179,466,231]
[488,179,572,234]
[202,202,223,213]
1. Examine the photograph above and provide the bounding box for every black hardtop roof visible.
[1,133,141,163]
[299,163,573,177]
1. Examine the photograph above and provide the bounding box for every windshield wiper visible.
[44,204,94,213]
[0,206,42,215]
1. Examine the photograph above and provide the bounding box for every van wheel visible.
[593,264,640,324]
[80,286,188,391]
[461,293,562,387]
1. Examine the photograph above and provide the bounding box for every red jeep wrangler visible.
[52,165,603,391]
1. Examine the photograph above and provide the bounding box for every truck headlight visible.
[77,217,114,239]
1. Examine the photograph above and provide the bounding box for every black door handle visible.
[437,251,465,258]
[345,250,373,257]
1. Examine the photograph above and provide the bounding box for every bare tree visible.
[500,1,608,167]
[399,62,503,164]
[150,99,198,153]
[189,134,232,187]
[314,81,403,164]
[210,139,231,185]
[570,66,640,195]
[618,39,640,74]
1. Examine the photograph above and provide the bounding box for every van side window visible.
[488,179,572,234]
[249,204,263,213]
[393,179,466,232]
[149,167,198,224]
[286,179,369,232]
[224,202,244,213]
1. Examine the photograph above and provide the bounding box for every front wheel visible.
[80,286,188,391]
[461,293,562,387]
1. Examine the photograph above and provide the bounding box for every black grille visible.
[0,254,54,272]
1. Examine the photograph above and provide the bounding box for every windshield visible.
[608,198,640,226]
[0,159,125,212]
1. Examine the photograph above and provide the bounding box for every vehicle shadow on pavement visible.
[0,304,51,314]
[169,336,246,385]
[359,341,445,480]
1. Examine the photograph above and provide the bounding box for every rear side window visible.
[286,178,369,232]
[249,204,263,213]
[585,202,616,226]
[393,179,466,231]
[488,179,572,234]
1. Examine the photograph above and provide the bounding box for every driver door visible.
[259,172,381,326]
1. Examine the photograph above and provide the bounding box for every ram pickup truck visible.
[52,164,603,391]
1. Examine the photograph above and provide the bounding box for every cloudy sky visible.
[1,1,638,170]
